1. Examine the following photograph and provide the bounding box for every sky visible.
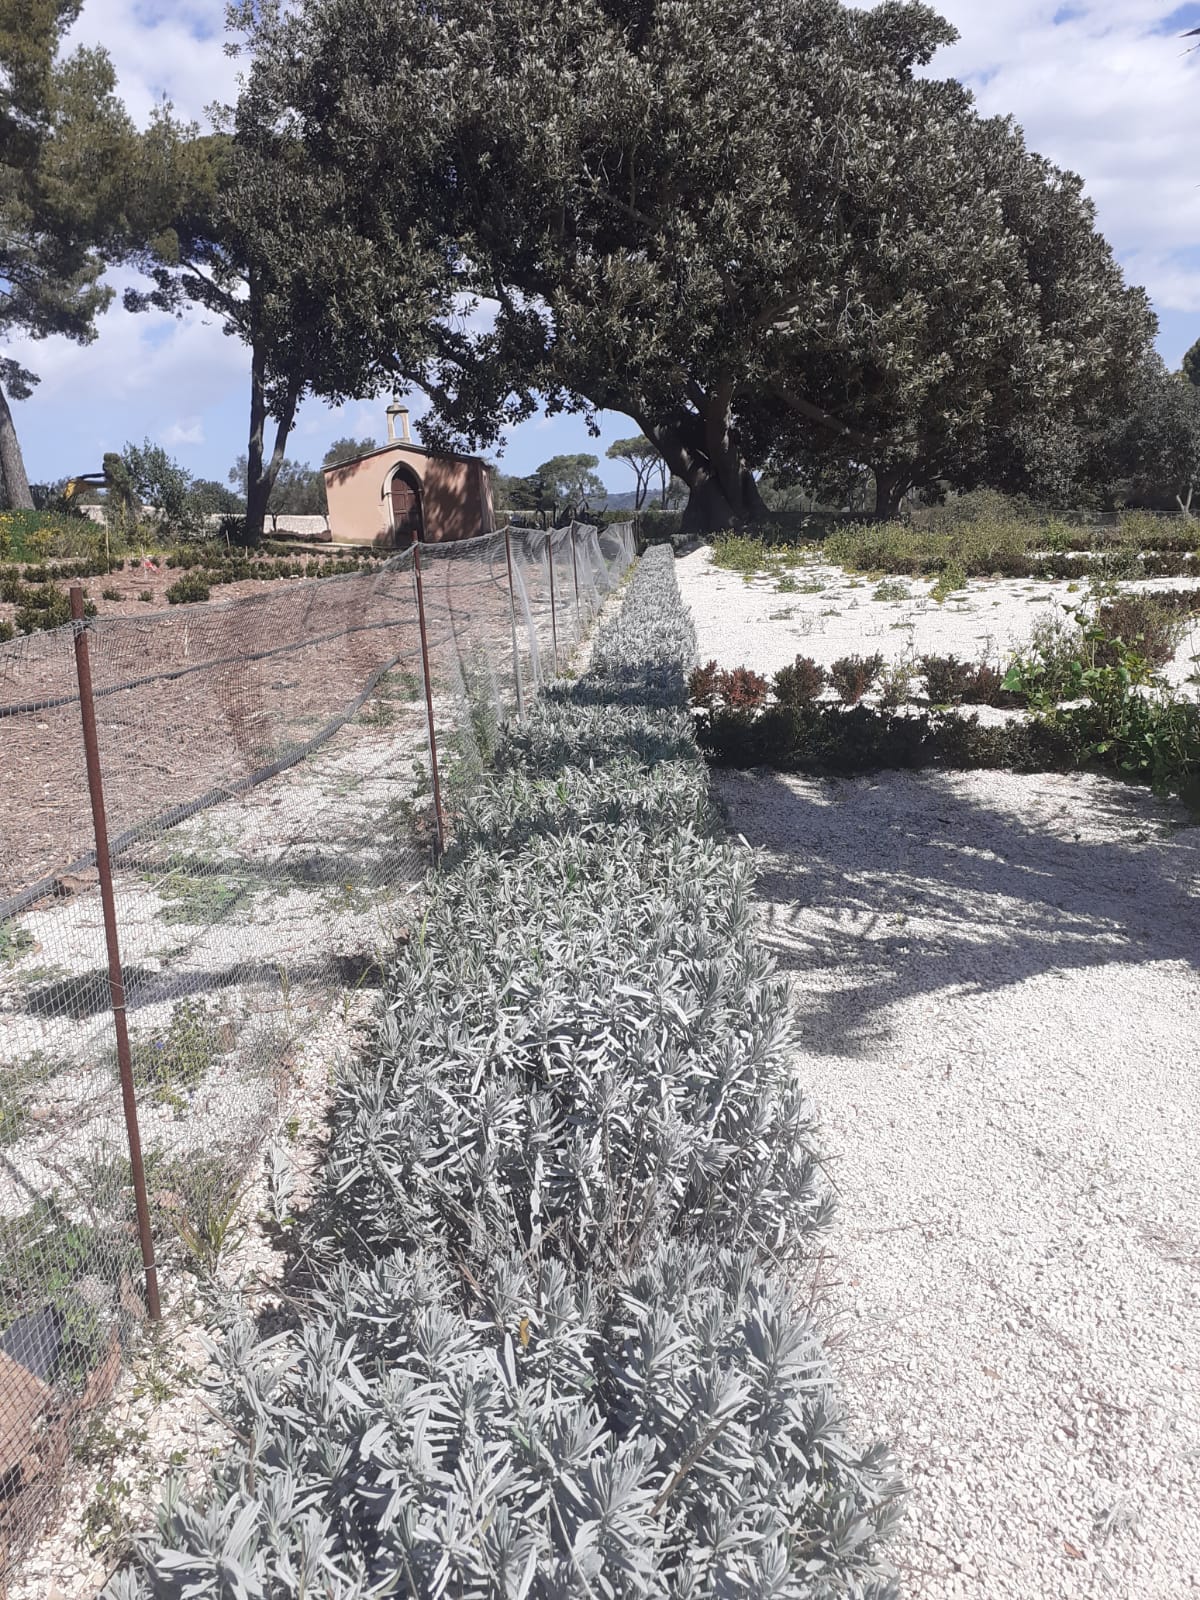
[6,0,1200,499]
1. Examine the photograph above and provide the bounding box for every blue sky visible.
[7,0,1200,498]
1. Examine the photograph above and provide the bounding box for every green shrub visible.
[920,654,1012,707]
[1002,612,1091,706]
[878,657,919,708]
[920,654,976,704]
[709,531,811,583]
[701,630,1200,809]
[699,700,1082,777]
[14,581,74,633]
[0,619,13,643]
[0,508,104,562]
[773,653,827,707]
[1094,593,1188,669]
[829,652,884,704]
[165,573,212,604]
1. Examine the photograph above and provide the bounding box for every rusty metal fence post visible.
[503,528,526,725]
[411,544,447,859]
[68,586,161,1322]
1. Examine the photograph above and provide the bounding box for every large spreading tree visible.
[0,0,143,507]
[228,0,1155,532]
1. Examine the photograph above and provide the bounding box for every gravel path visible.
[720,766,1200,1599]
[675,547,1200,1598]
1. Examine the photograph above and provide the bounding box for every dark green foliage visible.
[701,642,1200,810]
[111,548,900,1599]
[0,1197,122,1392]
[164,573,211,605]
[1093,593,1188,669]
[699,701,1083,778]
[919,654,1013,707]
[821,510,1200,581]
[12,581,93,632]
[234,0,1153,533]
[0,2,143,508]
[322,436,378,468]
[773,656,827,708]
[829,654,885,706]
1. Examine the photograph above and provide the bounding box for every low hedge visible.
[699,697,1200,809]
[110,547,900,1599]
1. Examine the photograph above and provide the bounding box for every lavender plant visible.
[108,548,900,1600]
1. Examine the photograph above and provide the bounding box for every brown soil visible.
[0,547,525,907]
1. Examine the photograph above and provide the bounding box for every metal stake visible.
[411,544,446,859]
[547,531,559,675]
[570,523,581,631]
[69,587,161,1322]
[503,528,526,724]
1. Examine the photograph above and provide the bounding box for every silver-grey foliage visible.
[111,547,900,1599]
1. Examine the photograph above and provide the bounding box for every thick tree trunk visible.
[873,467,909,520]
[244,339,298,544]
[680,467,767,534]
[637,389,767,535]
[0,383,34,510]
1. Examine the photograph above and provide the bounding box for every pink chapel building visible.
[321,402,495,548]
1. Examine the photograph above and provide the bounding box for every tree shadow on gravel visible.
[717,768,1200,1058]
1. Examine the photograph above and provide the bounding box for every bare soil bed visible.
[0,557,519,906]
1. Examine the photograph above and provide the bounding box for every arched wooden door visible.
[389,468,424,547]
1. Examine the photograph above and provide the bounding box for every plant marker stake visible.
[69,586,161,1322]
[411,544,446,859]
[503,528,526,724]
[547,531,559,674]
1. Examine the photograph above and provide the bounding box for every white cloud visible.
[164,418,205,447]
[3,263,248,480]
[1120,250,1200,313]
[912,3,1200,310]
[66,0,239,127]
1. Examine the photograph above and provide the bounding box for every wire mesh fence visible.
[0,520,635,1579]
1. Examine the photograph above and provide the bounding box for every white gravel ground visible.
[675,547,1200,1599]
[674,545,1200,696]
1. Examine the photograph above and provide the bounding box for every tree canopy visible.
[1097,356,1200,515]
[536,453,607,521]
[0,0,143,506]
[238,0,1153,530]
[229,453,327,517]
[323,436,378,468]
[606,435,661,510]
